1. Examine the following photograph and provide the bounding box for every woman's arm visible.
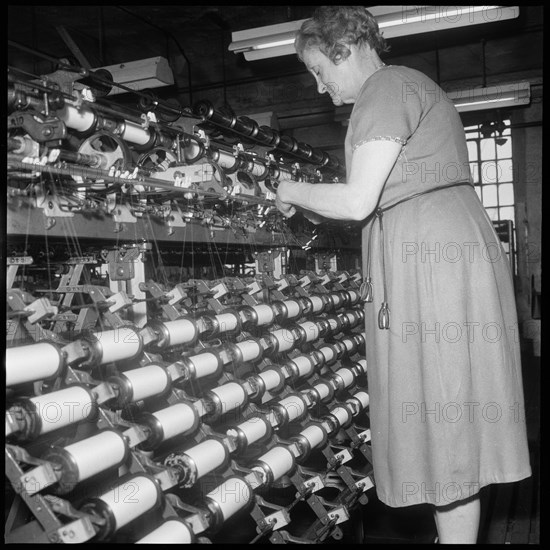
[275,139,402,221]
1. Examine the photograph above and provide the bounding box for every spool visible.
[278,394,307,423]
[329,405,353,429]
[329,293,345,310]
[355,359,368,375]
[139,402,199,450]
[227,416,270,451]
[326,316,341,335]
[253,446,295,483]
[312,381,333,403]
[84,474,161,539]
[258,368,285,391]
[121,120,151,146]
[276,134,298,154]
[110,364,170,405]
[257,367,286,395]
[183,439,228,479]
[347,310,361,330]
[295,141,313,159]
[300,424,327,450]
[18,385,95,438]
[269,328,297,353]
[205,477,253,525]
[333,340,348,359]
[233,116,258,138]
[184,139,204,163]
[42,430,127,493]
[309,148,325,165]
[186,352,220,379]
[136,518,194,544]
[334,367,356,390]
[6,342,64,386]
[308,296,325,314]
[207,382,247,418]
[353,333,366,346]
[282,299,302,320]
[298,321,320,343]
[249,159,268,179]
[318,345,337,365]
[216,312,240,333]
[58,104,95,133]
[233,340,262,363]
[94,326,142,365]
[255,125,280,147]
[151,318,198,348]
[351,391,370,411]
[253,304,276,326]
[347,289,361,305]
[288,355,315,379]
[217,149,238,171]
[193,100,236,129]
[340,336,357,355]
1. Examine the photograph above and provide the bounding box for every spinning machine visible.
[6,50,373,544]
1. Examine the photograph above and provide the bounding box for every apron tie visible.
[361,182,473,330]
[376,208,390,330]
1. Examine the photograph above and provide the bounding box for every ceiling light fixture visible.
[228,6,519,61]
[228,19,306,61]
[372,5,519,38]
[334,81,530,126]
[448,82,530,113]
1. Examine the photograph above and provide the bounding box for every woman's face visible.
[302,46,357,106]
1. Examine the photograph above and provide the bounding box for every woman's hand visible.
[275,180,325,223]
[275,195,297,218]
[275,180,297,218]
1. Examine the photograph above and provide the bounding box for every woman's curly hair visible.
[295,6,389,64]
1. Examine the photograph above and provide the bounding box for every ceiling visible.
[8,6,315,91]
[8,5,543,113]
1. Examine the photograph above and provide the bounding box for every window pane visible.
[499,183,515,205]
[496,138,512,158]
[483,185,498,207]
[463,119,515,269]
[480,138,495,159]
[470,162,479,183]
[467,140,478,161]
[498,159,513,182]
[499,206,515,223]
[481,161,498,184]
[486,207,499,221]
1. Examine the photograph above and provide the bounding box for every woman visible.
[276,6,531,544]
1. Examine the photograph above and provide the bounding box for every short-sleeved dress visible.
[345,65,532,508]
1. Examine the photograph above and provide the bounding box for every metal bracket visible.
[55,517,96,544]
[327,506,349,525]
[333,448,353,465]
[355,476,375,493]
[19,464,59,496]
[264,509,291,531]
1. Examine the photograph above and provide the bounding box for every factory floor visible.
[356,352,541,545]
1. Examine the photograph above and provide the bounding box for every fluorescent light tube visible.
[229,6,519,60]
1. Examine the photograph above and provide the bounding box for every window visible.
[465,120,516,274]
